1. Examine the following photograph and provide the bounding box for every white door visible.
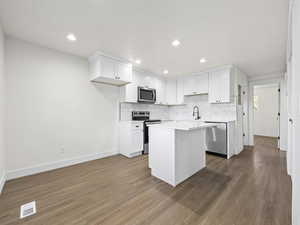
[253,85,279,138]
[287,60,294,176]
[100,56,116,79]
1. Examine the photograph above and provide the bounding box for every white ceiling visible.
[0,0,288,77]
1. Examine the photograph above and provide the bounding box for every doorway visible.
[253,83,280,147]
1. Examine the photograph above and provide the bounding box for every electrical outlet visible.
[60,147,65,154]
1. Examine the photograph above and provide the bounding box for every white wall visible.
[0,23,6,192]
[253,84,279,137]
[5,37,120,179]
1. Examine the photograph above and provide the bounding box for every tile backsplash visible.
[168,95,236,121]
[120,103,169,121]
[120,95,236,121]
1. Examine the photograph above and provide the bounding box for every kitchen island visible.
[148,121,217,187]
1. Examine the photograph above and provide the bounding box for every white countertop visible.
[147,121,217,131]
[204,119,236,123]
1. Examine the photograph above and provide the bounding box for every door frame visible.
[248,75,284,146]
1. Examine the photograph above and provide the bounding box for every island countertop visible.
[147,121,217,131]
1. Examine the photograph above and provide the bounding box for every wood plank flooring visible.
[0,136,291,225]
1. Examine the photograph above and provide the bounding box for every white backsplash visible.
[169,95,236,121]
[120,95,236,121]
[120,103,169,121]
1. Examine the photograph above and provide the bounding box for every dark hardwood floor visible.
[0,136,291,225]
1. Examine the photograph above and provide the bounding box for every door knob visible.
[289,118,293,124]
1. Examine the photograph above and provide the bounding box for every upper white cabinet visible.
[166,79,177,105]
[116,61,132,82]
[165,79,185,105]
[183,73,209,96]
[208,67,234,103]
[154,76,166,105]
[89,54,132,86]
[120,70,166,104]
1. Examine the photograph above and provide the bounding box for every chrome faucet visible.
[192,106,201,120]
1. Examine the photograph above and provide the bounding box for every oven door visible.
[138,87,156,103]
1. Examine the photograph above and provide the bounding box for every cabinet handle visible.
[136,125,139,128]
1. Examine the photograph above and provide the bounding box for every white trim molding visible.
[0,173,6,194]
[6,150,118,180]
[248,76,287,146]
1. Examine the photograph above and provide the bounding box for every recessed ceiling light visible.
[200,58,207,63]
[172,40,180,47]
[66,33,77,42]
[163,70,169,74]
[135,59,141,64]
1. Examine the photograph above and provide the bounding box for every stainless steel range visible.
[132,111,161,154]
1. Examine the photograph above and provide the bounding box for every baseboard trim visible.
[0,173,6,194]
[6,151,118,180]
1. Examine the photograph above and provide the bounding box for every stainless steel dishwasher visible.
[205,121,227,157]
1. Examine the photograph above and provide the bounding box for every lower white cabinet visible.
[119,121,144,158]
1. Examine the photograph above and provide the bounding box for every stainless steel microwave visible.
[138,87,156,103]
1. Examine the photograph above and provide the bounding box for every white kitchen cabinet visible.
[183,73,208,96]
[154,77,166,104]
[119,121,144,158]
[208,68,234,103]
[120,83,137,103]
[89,54,132,86]
[166,79,177,105]
[176,78,185,104]
[120,70,139,103]
[116,61,132,82]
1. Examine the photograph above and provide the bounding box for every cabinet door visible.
[155,77,166,104]
[177,78,185,104]
[116,62,132,82]
[139,73,155,88]
[209,69,231,103]
[100,56,116,79]
[131,130,143,152]
[166,79,177,105]
[194,73,209,94]
[184,73,208,95]
[183,76,196,95]
[217,70,231,103]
